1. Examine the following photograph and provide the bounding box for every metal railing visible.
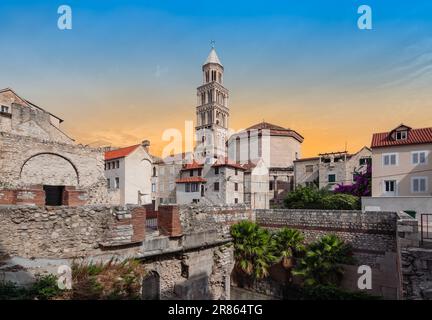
[420,213,432,245]
[146,217,158,231]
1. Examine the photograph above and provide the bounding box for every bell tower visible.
[195,44,229,161]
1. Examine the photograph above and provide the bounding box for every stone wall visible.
[397,211,432,300]
[255,209,400,299]
[0,132,108,204]
[0,205,150,259]
[0,204,243,300]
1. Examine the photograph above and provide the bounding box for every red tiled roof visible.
[105,145,140,160]
[237,121,304,143]
[212,158,245,170]
[175,177,207,183]
[181,160,204,171]
[371,127,432,148]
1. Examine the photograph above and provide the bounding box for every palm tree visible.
[272,228,305,269]
[230,221,277,280]
[293,234,355,286]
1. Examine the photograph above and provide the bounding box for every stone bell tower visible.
[195,45,229,162]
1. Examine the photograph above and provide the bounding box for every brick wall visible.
[158,205,182,237]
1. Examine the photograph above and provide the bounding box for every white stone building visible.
[294,146,372,190]
[227,122,304,206]
[104,141,153,205]
[175,159,245,205]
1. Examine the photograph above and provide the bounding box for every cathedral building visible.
[154,46,304,208]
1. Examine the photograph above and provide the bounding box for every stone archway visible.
[142,271,160,300]
[19,152,79,186]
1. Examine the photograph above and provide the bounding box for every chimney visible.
[142,140,150,152]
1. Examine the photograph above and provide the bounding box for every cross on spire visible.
[210,40,216,48]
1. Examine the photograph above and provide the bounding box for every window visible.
[116,160,119,168]
[234,198,238,204]
[328,174,336,184]
[396,131,407,140]
[234,183,238,191]
[235,168,238,176]
[186,183,199,193]
[198,169,202,176]
[152,167,157,177]
[108,162,111,170]
[384,180,396,193]
[215,167,219,175]
[214,182,219,191]
[383,153,398,166]
[269,181,274,191]
[114,177,120,189]
[151,183,156,192]
[0,105,9,113]
[305,165,314,173]
[191,183,199,192]
[107,179,110,189]
[412,151,428,165]
[412,177,427,193]
[359,158,371,166]
[189,170,194,177]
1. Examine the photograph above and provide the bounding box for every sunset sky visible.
[1,0,432,157]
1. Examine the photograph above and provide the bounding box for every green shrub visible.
[29,274,63,300]
[0,274,62,300]
[71,259,146,300]
[284,187,360,210]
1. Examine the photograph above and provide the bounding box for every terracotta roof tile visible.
[371,127,432,148]
[105,145,140,160]
[181,160,204,171]
[175,177,207,183]
[212,158,245,170]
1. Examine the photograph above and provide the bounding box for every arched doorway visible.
[142,271,160,300]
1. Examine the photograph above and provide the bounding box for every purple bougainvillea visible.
[334,164,371,197]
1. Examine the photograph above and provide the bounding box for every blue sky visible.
[1,1,432,155]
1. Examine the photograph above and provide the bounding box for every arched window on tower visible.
[205,71,209,83]
[201,92,206,105]
[207,110,212,124]
[201,112,205,125]
[218,72,222,83]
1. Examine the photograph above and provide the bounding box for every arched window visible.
[152,167,157,177]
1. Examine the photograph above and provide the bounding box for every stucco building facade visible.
[294,146,372,190]
[104,141,154,206]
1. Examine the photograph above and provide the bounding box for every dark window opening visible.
[214,182,219,191]
[142,271,160,300]
[44,185,64,206]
